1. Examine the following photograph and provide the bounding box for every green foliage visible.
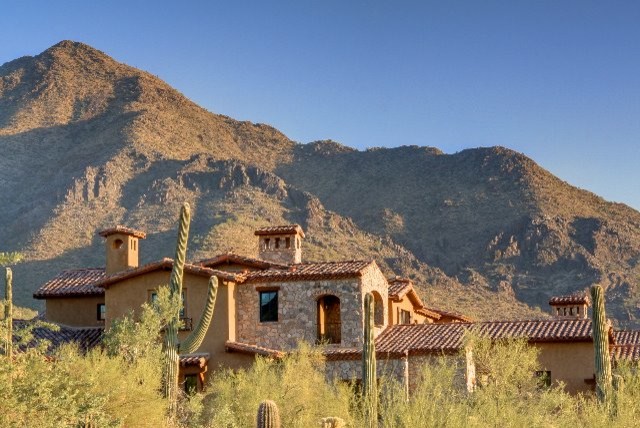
[591,285,613,404]
[199,345,352,428]
[256,400,281,428]
[0,252,22,266]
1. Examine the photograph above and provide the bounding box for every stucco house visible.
[32,224,640,394]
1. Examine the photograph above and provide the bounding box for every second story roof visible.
[242,260,375,283]
[33,268,106,299]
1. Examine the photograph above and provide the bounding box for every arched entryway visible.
[371,291,384,326]
[317,295,341,344]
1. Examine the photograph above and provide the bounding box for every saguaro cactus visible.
[256,400,281,428]
[591,284,612,404]
[362,292,377,428]
[162,203,219,416]
[4,268,12,358]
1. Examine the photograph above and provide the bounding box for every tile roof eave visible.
[33,290,104,299]
[95,258,243,288]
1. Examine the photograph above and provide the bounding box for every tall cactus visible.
[362,292,377,428]
[591,284,612,404]
[256,400,281,428]
[162,203,219,416]
[4,268,12,358]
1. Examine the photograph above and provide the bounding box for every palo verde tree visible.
[162,202,219,417]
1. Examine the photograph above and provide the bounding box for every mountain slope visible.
[1,41,639,326]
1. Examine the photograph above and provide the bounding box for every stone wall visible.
[236,278,365,349]
[325,356,408,391]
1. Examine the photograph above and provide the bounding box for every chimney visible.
[98,226,146,275]
[255,224,305,265]
[549,293,590,319]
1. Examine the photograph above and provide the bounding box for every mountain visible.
[2,41,639,325]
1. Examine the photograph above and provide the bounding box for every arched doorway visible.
[371,291,384,326]
[317,295,341,344]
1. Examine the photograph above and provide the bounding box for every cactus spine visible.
[4,268,12,358]
[362,292,377,428]
[256,400,281,428]
[591,285,612,404]
[162,203,219,416]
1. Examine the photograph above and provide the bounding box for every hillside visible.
[1,41,639,325]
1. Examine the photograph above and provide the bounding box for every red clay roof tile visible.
[243,260,374,283]
[549,294,590,306]
[613,330,640,345]
[225,341,285,358]
[199,253,289,270]
[98,226,146,239]
[33,268,106,299]
[254,224,305,238]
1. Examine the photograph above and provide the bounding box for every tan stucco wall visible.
[104,271,251,374]
[45,296,105,327]
[535,342,595,394]
[388,298,428,325]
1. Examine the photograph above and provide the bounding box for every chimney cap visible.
[549,293,590,306]
[99,225,146,239]
[254,224,305,238]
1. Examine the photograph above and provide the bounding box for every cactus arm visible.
[4,268,12,358]
[162,203,191,415]
[362,292,377,428]
[591,285,612,404]
[179,275,218,354]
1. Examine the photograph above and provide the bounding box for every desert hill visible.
[1,41,639,325]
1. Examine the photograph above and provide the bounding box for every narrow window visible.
[184,374,198,394]
[97,303,106,321]
[180,290,187,318]
[275,237,280,249]
[260,291,278,322]
[264,238,270,250]
[285,237,291,248]
[399,309,411,324]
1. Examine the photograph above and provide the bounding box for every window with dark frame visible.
[399,309,411,324]
[184,374,198,394]
[535,370,551,388]
[97,303,106,321]
[259,291,278,322]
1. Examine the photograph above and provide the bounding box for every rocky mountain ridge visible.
[2,41,639,325]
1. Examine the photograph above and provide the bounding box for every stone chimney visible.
[99,226,146,275]
[255,225,305,265]
[549,293,590,319]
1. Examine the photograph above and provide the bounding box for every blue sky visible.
[1,1,638,210]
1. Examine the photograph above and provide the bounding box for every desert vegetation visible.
[2,302,640,427]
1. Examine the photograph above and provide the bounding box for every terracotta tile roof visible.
[179,353,210,368]
[243,260,374,283]
[33,268,106,299]
[415,307,443,320]
[98,225,146,239]
[549,294,590,306]
[611,345,640,362]
[326,318,606,361]
[426,308,474,323]
[254,224,305,238]
[387,277,413,300]
[95,258,242,288]
[225,341,285,358]
[199,252,289,270]
[613,330,640,345]
[14,320,104,353]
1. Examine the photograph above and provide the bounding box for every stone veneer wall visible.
[235,264,389,349]
[325,356,408,392]
[359,264,389,336]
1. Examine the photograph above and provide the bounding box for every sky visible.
[1,1,638,210]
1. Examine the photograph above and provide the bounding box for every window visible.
[97,303,106,321]
[150,290,187,317]
[184,374,198,394]
[275,237,280,249]
[535,370,551,388]
[399,309,411,325]
[113,239,123,249]
[260,291,278,322]
[264,238,270,249]
[285,237,291,248]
